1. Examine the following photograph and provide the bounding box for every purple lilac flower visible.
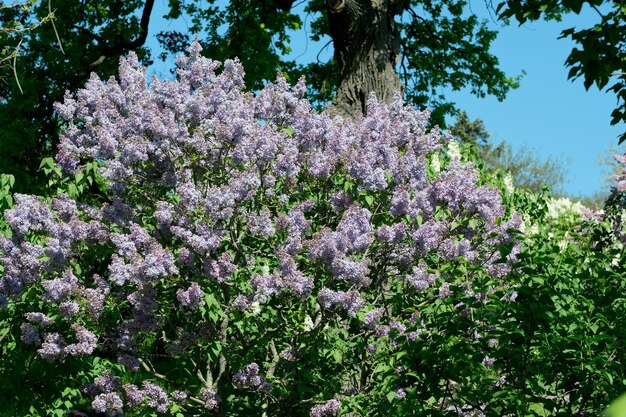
[247,209,276,237]
[482,356,495,368]
[123,384,145,407]
[375,325,390,337]
[4,194,56,236]
[38,333,66,361]
[176,282,205,309]
[412,220,448,255]
[199,386,221,410]
[390,320,406,335]
[329,191,351,212]
[284,270,314,299]
[364,308,384,329]
[390,189,410,216]
[177,246,195,266]
[337,205,373,252]
[142,381,169,413]
[94,372,121,393]
[232,362,272,392]
[41,269,80,303]
[406,264,436,291]
[25,312,54,326]
[250,273,283,303]
[279,347,296,361]
[376,223,406,243]
[92,392,123,414]
[154,201,174,226]
[170,390,188,402]
[3,42,529,414]
[64,324,97,356]
[317,288,365,317]
[330,257,370,286]
[310,399,340,417]
[81,287,107,318]
[439,282,453,298]
[59,301,80,318]
[204,252,236,282]
[232,294,252,310]
[20,323,40,344]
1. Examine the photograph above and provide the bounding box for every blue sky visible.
[146,0,623,199]
[444,2,623,198]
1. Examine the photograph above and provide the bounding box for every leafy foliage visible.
[0,0,153,193]
[0,0,54,86]
[1,44,626,417]
[158,0,521,126]
[0,44,522,416]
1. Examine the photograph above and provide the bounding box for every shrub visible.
[0,42,522,416]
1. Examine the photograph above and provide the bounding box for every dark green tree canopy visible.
[1,0,622,193]
[0,0,154,193]
[158,0,520,123]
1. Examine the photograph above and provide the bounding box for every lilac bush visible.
[0,42,522,416]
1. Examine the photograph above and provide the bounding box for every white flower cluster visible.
[546,197,586,222]
[519,214,539,236]
[447,140,461,162]
[503,172,514,195]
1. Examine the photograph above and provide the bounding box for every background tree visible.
[3,0,622,195]
[159,0,521,122]
[0,0,155,193]
[450,111,569,193]
[0,0,55,88]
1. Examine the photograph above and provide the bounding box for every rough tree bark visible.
[326,0,406,119]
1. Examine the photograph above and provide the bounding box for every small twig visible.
[206,359,213,386]
[187,396,207,406]
[590,4,605,19]
[13,39,23,94]
[49,0,65,55]
[266,340,280,378]
[216,315,229,384]
[138,357,169,381]
[196,368,209,386]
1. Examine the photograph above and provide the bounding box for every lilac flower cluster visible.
[92,393,123,414]
[232,363,272,393]
[199,386,221,410]
[85,377,171,414]
[406,264,437,291]
[317,288,366,317]
[176,282,205,309]
[310,399,341,417]
[35,323,97,361]
[0,41,523,415]
[614,154,626,193]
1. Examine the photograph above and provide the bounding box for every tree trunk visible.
[326,0,404,119]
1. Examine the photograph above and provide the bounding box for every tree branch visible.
[89,0,155,67]
[274,0,296,12]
